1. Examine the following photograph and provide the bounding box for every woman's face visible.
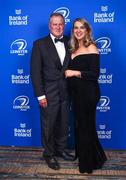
[73,21,87,41]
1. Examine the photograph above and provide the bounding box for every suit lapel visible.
[46,35,62,70]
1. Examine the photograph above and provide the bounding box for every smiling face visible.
[73,21,87,41]
[49,15,64,38]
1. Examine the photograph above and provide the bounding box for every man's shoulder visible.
[33,35,50,46]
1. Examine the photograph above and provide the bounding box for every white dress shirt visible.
[50,34,66,65]
[37,33,66,101]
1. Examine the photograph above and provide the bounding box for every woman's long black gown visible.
[68,54,107,173]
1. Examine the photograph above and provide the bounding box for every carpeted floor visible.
[0,146,126,179]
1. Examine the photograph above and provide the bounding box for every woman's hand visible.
[65,70,81,78]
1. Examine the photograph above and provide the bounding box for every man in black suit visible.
[30,12,73,170]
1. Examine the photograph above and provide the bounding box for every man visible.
[30,12,73,170]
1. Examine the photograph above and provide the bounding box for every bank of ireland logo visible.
[14,123,32,137]
[97,96,110,112]
[11,68,30,84]
[10,39,28,56]
[97,124,112,140]
[98,68,113,84]
[20,123,26,128]
[54,7,70,24]
[94,6,115,23]
[13,95,30,111]
[96,37,111,54]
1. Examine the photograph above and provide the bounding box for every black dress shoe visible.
[79,169,93,174]
[56,151,74,161]
[43,155,60,170]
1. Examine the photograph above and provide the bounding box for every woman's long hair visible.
[69,18,95,53]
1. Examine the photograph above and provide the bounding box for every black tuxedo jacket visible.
[30,34,70,102]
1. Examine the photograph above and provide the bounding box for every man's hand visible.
[39,98,48,108]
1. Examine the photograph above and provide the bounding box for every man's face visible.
[49,16,64,38]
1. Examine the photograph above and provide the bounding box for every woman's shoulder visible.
[88,44,99,54]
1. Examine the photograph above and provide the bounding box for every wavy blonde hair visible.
[69,18,95,53]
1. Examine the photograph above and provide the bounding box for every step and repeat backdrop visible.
[1,0,126,149]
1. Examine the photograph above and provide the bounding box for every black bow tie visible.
[54,38,64,43]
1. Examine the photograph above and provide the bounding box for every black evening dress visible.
[68,54,107,173]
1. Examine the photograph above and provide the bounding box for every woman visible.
[65,18,107,173]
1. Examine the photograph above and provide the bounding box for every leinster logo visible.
[95,37,111,54]
[13,95,30,111]
[10,39,28,56]
[54,7,70,24]
[100,96,110,107]
[11,39,27,50]
[97,96,110,112]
